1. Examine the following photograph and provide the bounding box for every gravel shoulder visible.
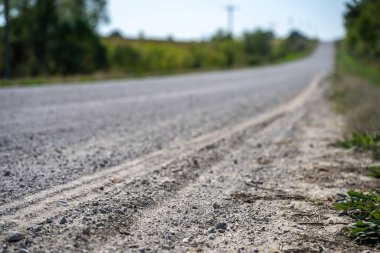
[1,77,378,252]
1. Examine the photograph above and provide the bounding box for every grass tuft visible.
[335,190,380,244]
[368,166,380,179]
[335,133,380,159]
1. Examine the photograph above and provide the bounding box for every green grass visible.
[331,44,380,245]
[368,166,380,178]
[330,43,380,159]
[335,133,380,159]
[338,46,380,86]
[335,190,380,244]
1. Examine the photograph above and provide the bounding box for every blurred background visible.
[0,0,378,85]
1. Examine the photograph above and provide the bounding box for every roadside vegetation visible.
[335,191,380,244]
[0,0,316,86]
[368,166,380,179]
[330,0,380,245]
[102,30,315,76]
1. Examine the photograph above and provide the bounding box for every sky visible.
[99,0,351,42]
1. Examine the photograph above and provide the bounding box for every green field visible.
[0,34,316,87]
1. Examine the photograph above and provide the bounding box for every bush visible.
[243,29,274,65]
[345,0,380,63]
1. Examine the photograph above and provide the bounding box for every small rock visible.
[114,209,124,215]
[3,171,11,176]
[19,249,29,253]
[182,237,191,244]
[19,242,28,250]
[208,234,215,240]
[141,179,150,185]
[6,231,23,243]
[162,245,173,250]
[82,227,90,236]
[215,222,227,230]
[212,202,221,209]
[28,225,42,234]
[138,247,150,253]
[58,216,67,224]
[128,244,139,249]
[208,228,216,234]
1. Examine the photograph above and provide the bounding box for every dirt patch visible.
[231,192,308,203]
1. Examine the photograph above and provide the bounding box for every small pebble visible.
[215,222,227,230]
[208,234,215,240]
[6,231,23,243]
[212,202,221,209]
[58,216,67,225]
[208,228,216,234]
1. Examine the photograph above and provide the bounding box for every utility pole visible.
[3,0,11,79]
[226,4,235,37]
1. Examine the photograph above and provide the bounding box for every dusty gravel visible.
[0,44,333,205]
[2,44,377,252]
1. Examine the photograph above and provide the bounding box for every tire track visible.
[0,72,326,231]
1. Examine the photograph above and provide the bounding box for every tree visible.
[0,0,109,77]
[243,29,274,65]
[344,0,380,61]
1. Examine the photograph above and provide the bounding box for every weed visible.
[335,133,380,159]
[335,190,380,244]
[368,166,380,179]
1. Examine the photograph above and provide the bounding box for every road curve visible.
[0,44,334,205]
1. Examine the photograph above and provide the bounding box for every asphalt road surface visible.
[0,44,334,206]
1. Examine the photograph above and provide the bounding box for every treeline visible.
[338,0,380,85]
[0,0,315,79]
[344,0,380,65]
[104,30,315,75]
[0,0,108,77]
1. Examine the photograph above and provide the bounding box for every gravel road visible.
[3,44,369,253]
[0,44,333,204]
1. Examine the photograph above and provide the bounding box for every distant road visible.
[0,44,334,204]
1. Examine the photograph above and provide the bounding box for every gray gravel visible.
[0,44,334,205]
[2,43,373,252]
